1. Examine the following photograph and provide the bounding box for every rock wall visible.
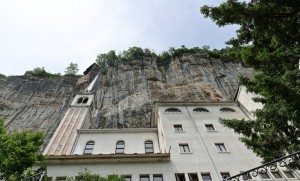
[0,54,253,147]
[94,54,253,129]
[0,75,79,149]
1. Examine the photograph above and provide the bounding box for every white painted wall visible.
[73,129,159,155]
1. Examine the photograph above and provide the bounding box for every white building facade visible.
[41,74,300,181]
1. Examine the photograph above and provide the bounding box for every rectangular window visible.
[259,172,270,179]
[140,175,150,181]
[188,173,199,181]
[179,144,190,153]
[220,172,230,179]
[205,124,215,131]
[284,171,295,178]
[215,143,227,152]
[271,171,283,178]
[122,175,131,181]
[201,173,212,181]
[175,173,186,181]
[174,124,183,132]
[153,174,163,181]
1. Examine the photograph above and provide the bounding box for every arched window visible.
[145,140,154,153]
[193,108,209,112]
[82,97,89,104]
[165,108,181,113]
[77,97,83,104]
[115,141,125,154]
[220,108,235,112]
[83,141,94,155]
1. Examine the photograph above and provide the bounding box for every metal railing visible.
[21,171,46,181]
[224,151,300,181]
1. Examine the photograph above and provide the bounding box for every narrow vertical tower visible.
[43,73,99,156]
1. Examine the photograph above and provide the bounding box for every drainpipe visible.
[185,106,222,181]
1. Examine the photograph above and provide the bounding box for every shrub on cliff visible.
[24,67,60,78]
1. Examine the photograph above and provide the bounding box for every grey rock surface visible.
[93,54,253,129]
[0,75,79,149]
[0,54,253,147]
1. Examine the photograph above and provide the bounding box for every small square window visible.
[140,175,150,181]
[174,124,183,132]
[259,172,270,179]
[215,143,227,152]
[175,173,186,181]
[122,175,131,181]
[179,144,190,153]
[220,172,230,179]
[205,124,215,131]
[188,173,199,181]
[271,171,282,178]
[284,171,295,178]
[201,173,212,181]
[153,174,163,181]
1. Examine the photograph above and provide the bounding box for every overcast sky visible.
[0,0,237,76]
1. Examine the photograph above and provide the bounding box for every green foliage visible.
[25,67,60,78]
[201,0,300,163]
[70,169,125,181]
[0,118,45,180]
[95,46,240,74]
[65,62,79,75]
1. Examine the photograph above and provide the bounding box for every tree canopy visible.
[68,169,125,181]
[201,0,300,163]
[0,119,45,180]
[95,46,240,75]
[65,62,79,75]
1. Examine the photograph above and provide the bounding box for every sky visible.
[0,0,238,76]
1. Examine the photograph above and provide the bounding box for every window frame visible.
[115,141,125,154]
[215,143,228,152]
[174,124,184,132]
[283,170,296,178]
[220,172,230,179]
[140,175,150,181]
[83,141,95,155]
[165,108,181,113]
[188,173,199,181]
[175,173,186,181]
[201,173,212,181]
[271,171,283,179]
[153,174,163,181]
[220,107,235,112]
[193,108,209,112]
[205,124,215,131]
[179,144,191,153]
[259,172,271,179]
[145,140,154,153]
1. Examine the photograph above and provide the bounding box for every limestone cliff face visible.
[0,76,79,149]
[93,54,253,129]
[0,54,253,147]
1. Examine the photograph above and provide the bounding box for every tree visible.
[201,0,300,163]
[0,118,45,180]
[65,62,79,75]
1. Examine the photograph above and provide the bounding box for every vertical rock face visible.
[0,76,79,149]
[94,54,253,129]
[0,54,253,147]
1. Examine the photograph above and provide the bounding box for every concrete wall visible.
[72,129,159,155]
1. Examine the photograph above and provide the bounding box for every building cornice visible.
[77,128,157,134]
[41,153,170,165]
